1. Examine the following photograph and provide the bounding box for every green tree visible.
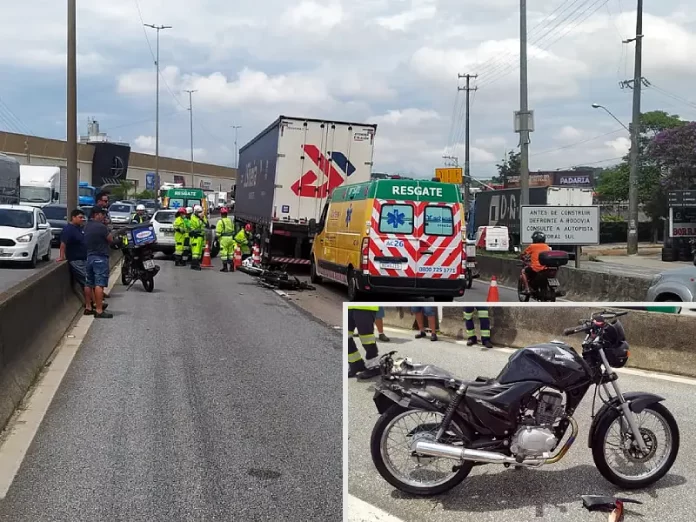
[494,150,520,185]
[111,180,135,200]
[647,121,696,189]
[596,163,629,203]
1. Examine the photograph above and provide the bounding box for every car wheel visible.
[42,245,51,262]
[28,247,38,268]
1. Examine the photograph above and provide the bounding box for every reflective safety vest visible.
[348,306,380,311]
[216,217,234,237]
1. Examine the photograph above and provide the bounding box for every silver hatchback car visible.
[646,265,696,302]
[108,202,136,226]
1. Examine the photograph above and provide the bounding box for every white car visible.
[151,209,177,255]
[0,204,52,267]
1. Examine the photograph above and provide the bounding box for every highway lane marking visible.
[347,494,407,522]
[0,263,121,500]
[381,326,696,387]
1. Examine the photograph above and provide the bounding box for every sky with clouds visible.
[1,0,696,179]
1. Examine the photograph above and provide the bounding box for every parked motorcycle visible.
[517,249,569,302]
[369,310,680,496]
[116,223,160,292]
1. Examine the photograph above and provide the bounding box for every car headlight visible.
[16,233,33,243]
[650,274,663,286]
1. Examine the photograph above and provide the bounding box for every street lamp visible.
[591,103,630,132]
[591,103,637,255]
[231,125,241,169]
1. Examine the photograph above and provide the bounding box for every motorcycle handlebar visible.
[563,310,629,336]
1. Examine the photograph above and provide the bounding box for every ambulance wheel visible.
[347,270,363,301]
[310,259,323,284]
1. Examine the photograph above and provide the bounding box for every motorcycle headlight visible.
[16,233,33,243]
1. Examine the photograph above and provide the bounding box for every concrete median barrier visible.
[476,255,651,301]
[382,306,696,378]
[0,250,122,432]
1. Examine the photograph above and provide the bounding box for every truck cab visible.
[19,165,60,208]
[78,181,96,206]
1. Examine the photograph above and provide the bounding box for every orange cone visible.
[486,275,500,302]
[201,241,213,268]
[233,245,242,269]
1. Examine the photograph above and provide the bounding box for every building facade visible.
[0,130,236,193]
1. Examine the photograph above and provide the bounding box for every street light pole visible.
[519,0,530,209]
[185,89,197,186]
[66,0,77,212]
[231,125,241,169]
[144,24,171,185]
[591,104,630,133]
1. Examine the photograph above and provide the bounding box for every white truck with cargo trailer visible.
[235,115,377,266]
[19,165,61,207]
[0,154,20,204]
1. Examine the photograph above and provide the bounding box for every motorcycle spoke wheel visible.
[377,408,468,491]
[593,403,679,488]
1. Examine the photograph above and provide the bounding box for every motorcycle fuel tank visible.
[496,342,591,389]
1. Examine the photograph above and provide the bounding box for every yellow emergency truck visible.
[309,178,467,301]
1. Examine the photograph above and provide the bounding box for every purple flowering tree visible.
[647,121,696,190]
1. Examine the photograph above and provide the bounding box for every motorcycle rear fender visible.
[587,392,666,448]
[372,388,443,415]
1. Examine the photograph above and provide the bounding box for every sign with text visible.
[435,167,463,184]
[521,205,600,245]
[669,207,696,237]
[668,190,696,207]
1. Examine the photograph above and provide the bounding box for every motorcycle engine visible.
[510,391,564,458]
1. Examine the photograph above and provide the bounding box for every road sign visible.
[669,207,696,237]
[521,205,600,245]
[668,190,696,207]
[145,172,156,190]
[435,167,463,184]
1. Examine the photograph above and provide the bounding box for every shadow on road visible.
[389,465,686,516]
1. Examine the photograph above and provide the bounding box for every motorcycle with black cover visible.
[369,310,679,496]
[115,222,160,292]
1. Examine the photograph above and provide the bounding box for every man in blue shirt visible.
[84,207,113,318]
[57,209,91,315]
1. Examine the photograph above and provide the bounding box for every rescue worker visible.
[215,207,235,272]
[347,305,381,379]
[173,207,188,266]
[234,223,253,260]
[182,206,194,265]
[188,205,206,270]
[520,230,552,294]
[463,307,493,348]
[131,204,148,224]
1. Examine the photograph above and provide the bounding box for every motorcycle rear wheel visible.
[370,404,474,496]
[121,260,133,285]
[591,403,679,489]
[517,278,530,302]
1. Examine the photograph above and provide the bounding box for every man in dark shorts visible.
[84,207,113,318]
[57,209,93,315]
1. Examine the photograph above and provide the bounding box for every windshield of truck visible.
[42,206,67,220]
[424,206,455,236]
[379,203,414,234]
[20,186,51,203]
[79,187,93,197]
[0,209,33,228]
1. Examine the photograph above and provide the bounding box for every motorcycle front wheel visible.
[591,402,680,489]
[121,260,133,285]
[370,404,474,496]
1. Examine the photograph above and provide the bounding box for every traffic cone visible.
[486,275,500,302]
[233,245,242,270]
[252,244,260,265]
[201,242,213,268]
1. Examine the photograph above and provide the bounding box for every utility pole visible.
[231,125,241,169]
[624,0,643,255]
[66,0,77,212]
[144,24,171,184]
[185,89,197,186]
[458,73,477,215]
[518,0,531,209]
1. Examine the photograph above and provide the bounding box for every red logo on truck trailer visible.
[290,145,356,198]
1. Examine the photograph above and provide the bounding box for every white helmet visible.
[186,206,193,214]
[194,204,203,213]
[136,204,146,211]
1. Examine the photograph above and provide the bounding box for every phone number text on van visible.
[417,266,456,274]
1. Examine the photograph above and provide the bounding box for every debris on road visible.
[256,268,316,291]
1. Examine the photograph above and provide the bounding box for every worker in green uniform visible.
[215,207,235,272]
[347,305,381,379]
[234,223,253,259]
[173,207,188,266]
[463,307,493,348]
[188,205,206,270]
[182,206,193,265]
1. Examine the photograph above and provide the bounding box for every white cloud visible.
[2,0,696,177]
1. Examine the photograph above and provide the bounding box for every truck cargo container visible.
[235,115,377,266]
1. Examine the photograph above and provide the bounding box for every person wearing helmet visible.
[215,207,235,272]
[520,230,552,294]
[131,204,148,224]
[234,223,253,260]
[173,207,188,266]
[188,205,206,270]
[182,206,194,264]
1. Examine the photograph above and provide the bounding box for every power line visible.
[531,128,625,156]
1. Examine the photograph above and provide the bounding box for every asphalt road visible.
[0,248,59,294]
[347,329,692,522]
[0,257,342,521]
